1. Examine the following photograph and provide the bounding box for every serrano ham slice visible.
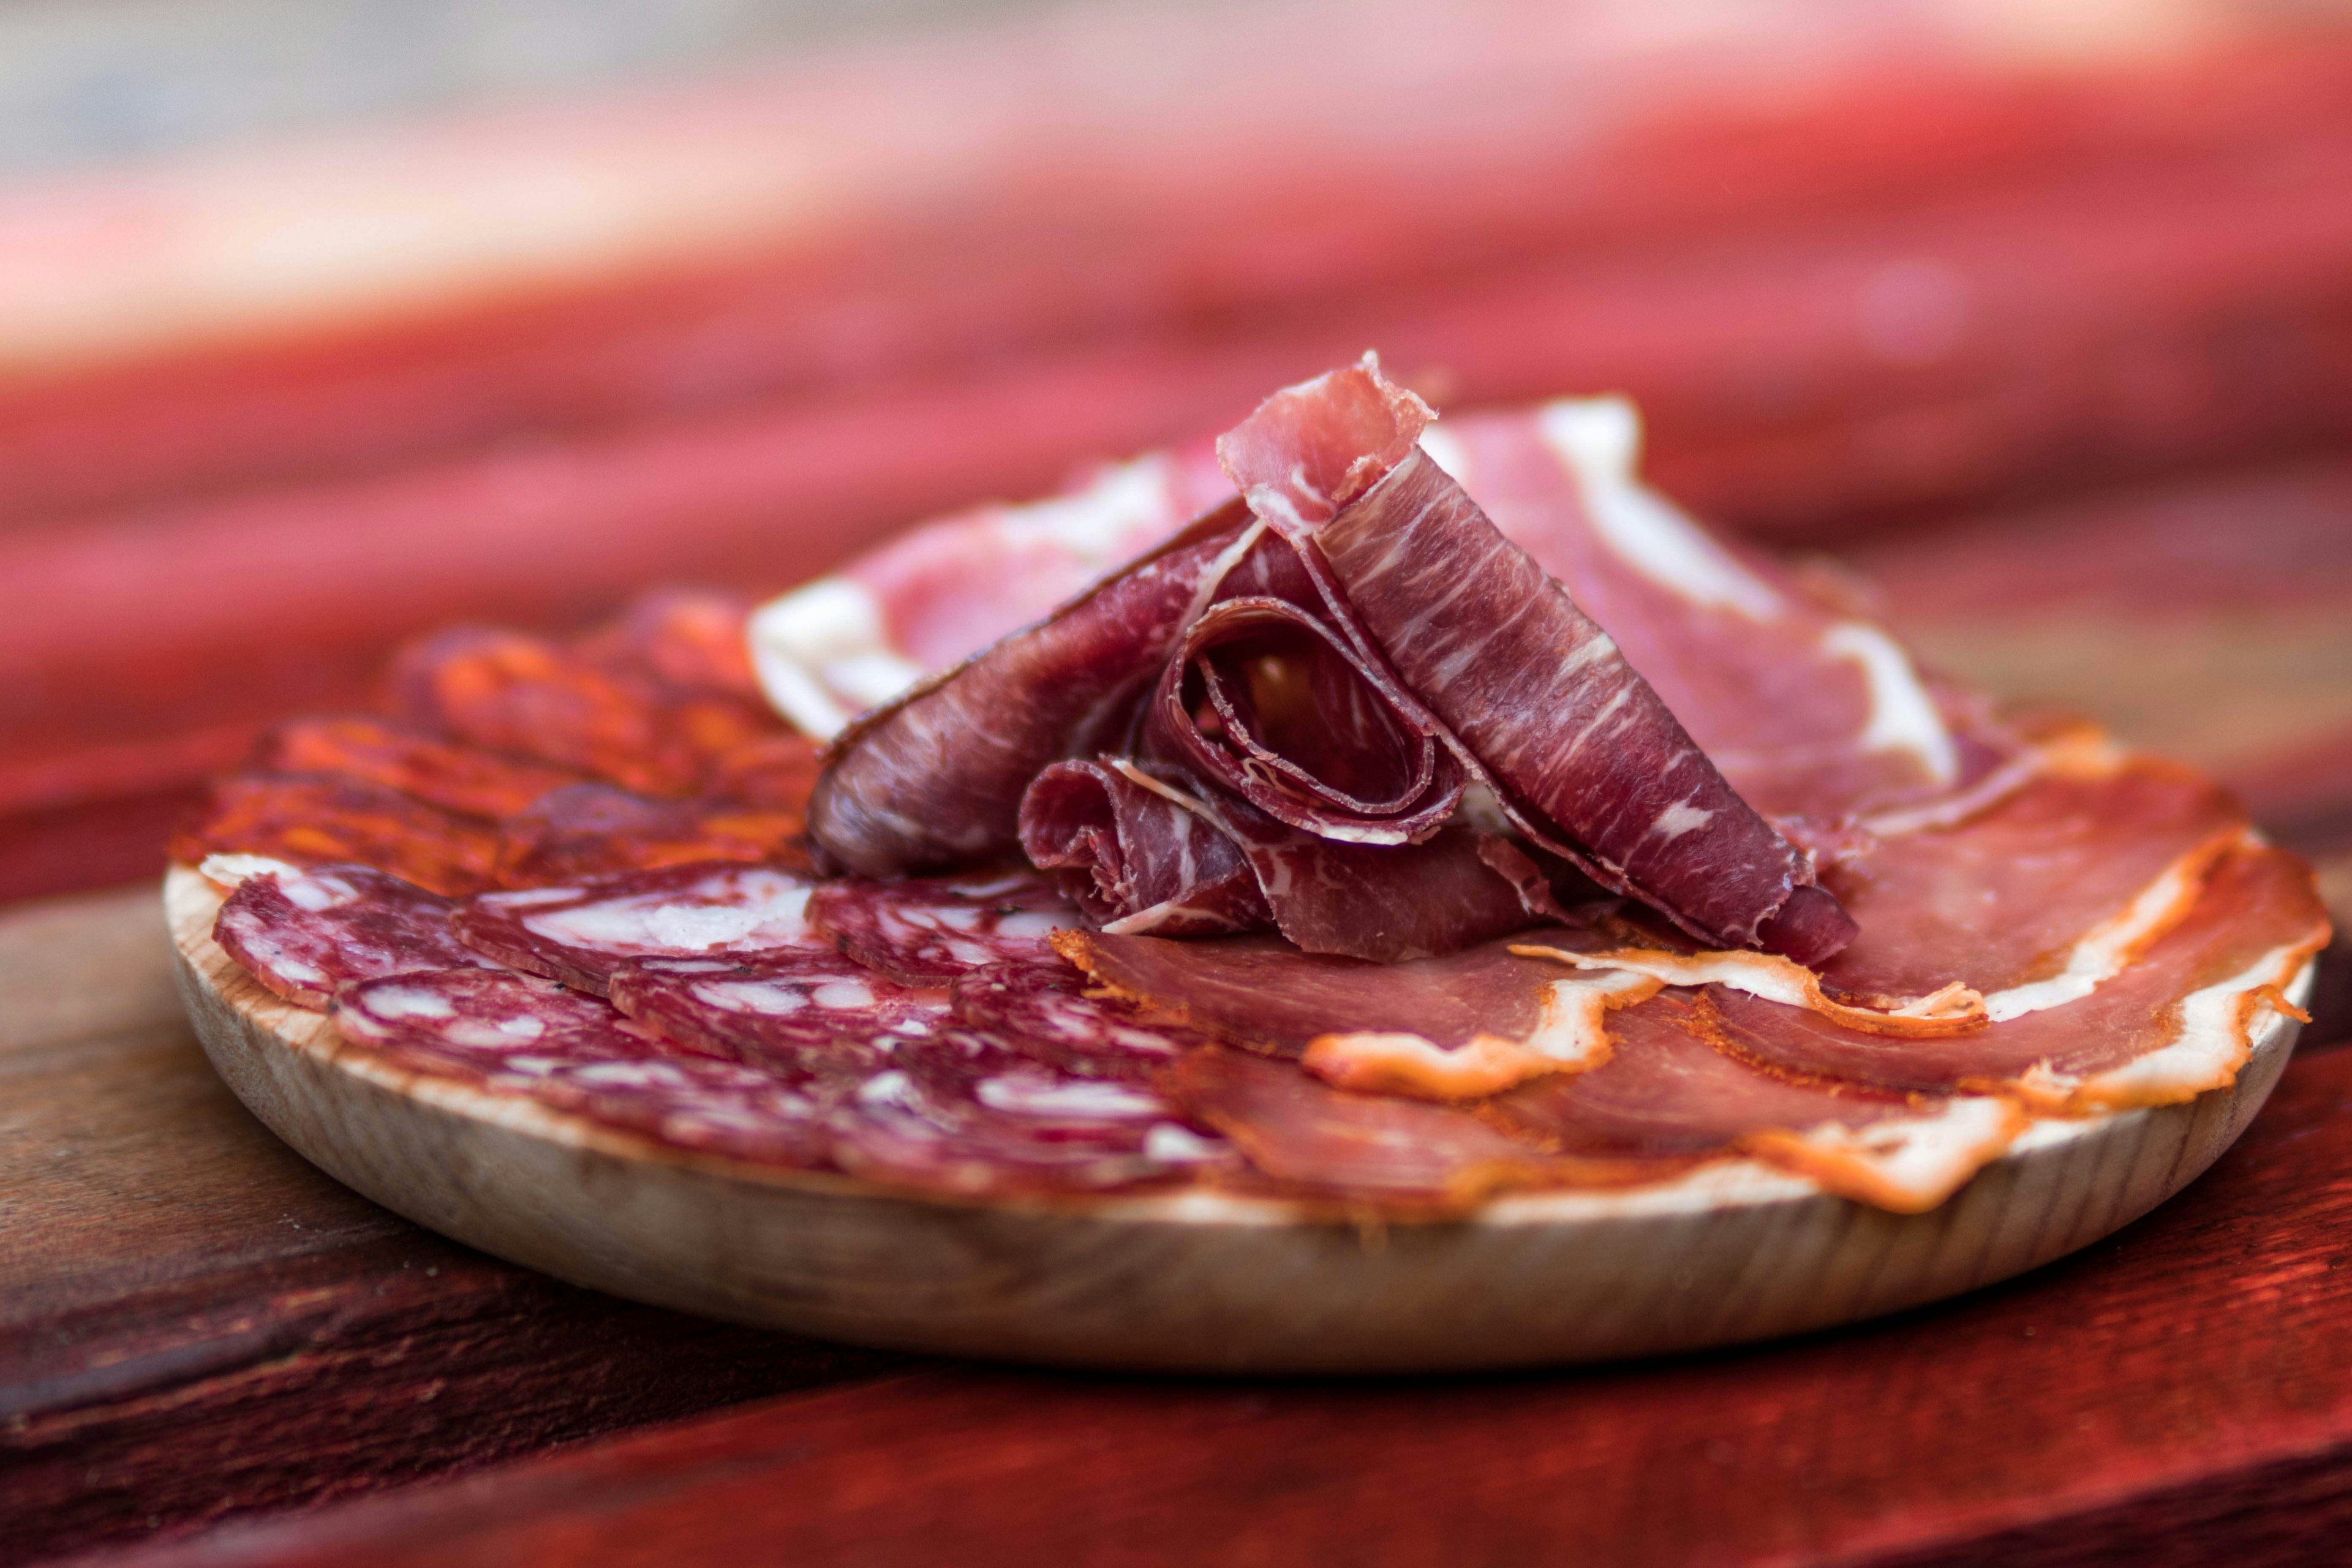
[213,862,494,1009]
[453,861,826,993]
[1690,843,2328,1112]
[1218,357,1851,964]
[1426,399,2022,823]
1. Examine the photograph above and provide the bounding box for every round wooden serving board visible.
[167,866,2307,1373]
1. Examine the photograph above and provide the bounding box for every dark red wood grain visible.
[77,1044,2352,1568]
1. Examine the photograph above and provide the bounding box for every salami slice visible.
[172,772,504,897]
[333,967,838,1168]
[491,782,810,886]
[214,863,493,1010]
[829,1030,1224,1196]
[454,861,826,993]
[608,951,949,1074]
[579,587,766,700]
[254,715,585,820]
[806,870,1082,984]
[949,961,1216,1082]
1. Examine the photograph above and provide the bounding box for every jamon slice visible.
[334,967,839,1168]
[1059,925,1647,1098]
[213,863,494,1009]
[172,772,503,897]
[454,861,826,993]
[253,716,584,820]
[1218,356,1850,963]
[1432,399,2024,823]
[491,783,810,887]
[807,502,1251,876]
[805,870,1082,984]
[750,451,1232,738]
[949,962,1216,1082]
[1693,844,2329,1112]
[1019,760,1268,938]
[1166,1049,1639,1204]
[608,951,948,1074]
[1480,994,2026,1213]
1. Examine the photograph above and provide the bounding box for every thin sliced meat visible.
[1696,843,2330,1111]
[1482,992,2026,1212]
[172,772,503,896]
[949,961,1216,1082]
[454,861,826,993]
[608,951,948,1073]
[253,716,585,820]
[1221,356,1849,963]
[807,870,1082,984]
[579,587,766,700]
[807,501,1251,875]
[335,967,840,1166]
[1166,1048,1640,1204]
[391,625,785,799]
[1060,924,1648,1097]
[1434,399,2022,823]
[828,1032,1223,1196]
[1019,760,1268,938]
[491,782,810,887]
[1816,757,2248,1012]
[750,450,1231,738]
[213,863,492,1010]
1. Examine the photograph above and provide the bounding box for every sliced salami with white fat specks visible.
[608,951,949,1074]
[949,961,1216,1081]
[214,864,495,1010]
[806,869,1081,984]
[332,966,840,1167]
[453,861,825,993]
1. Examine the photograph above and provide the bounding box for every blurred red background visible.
[3,0,2348,959]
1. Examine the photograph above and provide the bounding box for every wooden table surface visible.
[5,16,2352,1564]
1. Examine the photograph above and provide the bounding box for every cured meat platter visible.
[165,360,2331,1371]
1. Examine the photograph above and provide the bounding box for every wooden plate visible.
[167,866,2307,1373]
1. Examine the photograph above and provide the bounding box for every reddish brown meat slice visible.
[1219,358,1849,963]
[253,715,584,819]
[491,782,809,887]
[1166,1048,1630,1203]
[1699,843,2330,1108]
[213,863,492,1010]
[828,1031,1224,1196]
[807,869,1082,984]
[807,502,1251,875]
[579,587,766,699]
[949,962,1216,1082]
[608,951,947,1074]
[1019,760,1269,938]
[1815,759,2247,1005]
[172,772,503,896]
[1057,927,1596,1059]
[333,967,840,1168]
[454,861,826,993]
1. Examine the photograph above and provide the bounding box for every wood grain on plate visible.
[0,887,894,1567]
[75,1038,2352,1568]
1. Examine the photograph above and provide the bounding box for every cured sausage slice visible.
[453,861,826,993]
[254,716,584,820]
[172,772,504,897]
[608,951,949,1073]
[949,962,1216,1082]
[334,967,839,1168]
[490,783,810,886]
[806,870,1082,983]
[213,863,493,1009]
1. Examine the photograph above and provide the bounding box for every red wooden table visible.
[4,10,2351,1562]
